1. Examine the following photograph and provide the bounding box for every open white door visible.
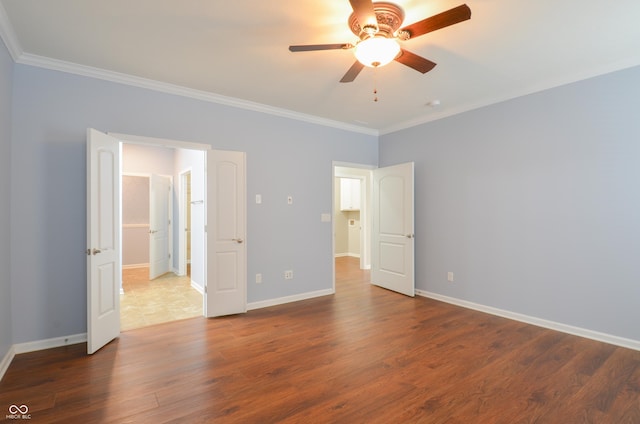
[205,150,247,317]
[371,162,415,297]
[87,129,121,354]
[149,174,171,279]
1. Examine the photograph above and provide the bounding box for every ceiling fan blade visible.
[395,49,437,74]
[289,43,353,52]
[400,4,471,39]
[349,0,377,30]
[340,61,365,83]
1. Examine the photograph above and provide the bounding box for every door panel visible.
[205,150,247,317]
[371,162,415,297]
[149,174,171,279]
[87,128,121,354]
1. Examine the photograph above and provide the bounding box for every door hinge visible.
[204,286,207,294]
[168,219,171,225]
[168,253,171,259]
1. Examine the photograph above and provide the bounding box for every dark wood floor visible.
[2,257,639,423]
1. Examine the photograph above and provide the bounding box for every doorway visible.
[88,129,248,353]
[119,144,204,331]
[333,163,373,291]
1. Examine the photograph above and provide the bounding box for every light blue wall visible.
[380,65,640,341]
[10,46,638,348]
[0,37,13,361]
[10,64,378,344]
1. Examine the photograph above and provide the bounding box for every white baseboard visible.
[248,289,334,311]
[416,290,640,352]
[122,263,149,270]
[13,333,87,355]
[0,345,15,382]
[334,253,361,258]
[191,280,204,295]
[1,333,88,382]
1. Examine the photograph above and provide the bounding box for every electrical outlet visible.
[256,273,262,284]
[447,272,454,282]
[284,270,293,280]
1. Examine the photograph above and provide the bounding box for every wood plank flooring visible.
[1,257,639,423]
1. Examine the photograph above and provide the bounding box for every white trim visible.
[122,263,149,270]
[3,16,638,138]
[112,133,212,151]
[332,162,373,278]
[122,223,149,229]
[0,2,22,60]
[380,58,640,135]
[14,54,378,136]
[335,252,361,259]
[416,290,640,352]
[13,333,88,355]
[178,168,193,277]
[191,281,204,295]
[0,345,15,382]
[247,289,334,311]
[1,333,89,380]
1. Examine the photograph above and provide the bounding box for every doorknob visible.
[232,238,244,244]
[149,230,158,234]
[405,234,414,239]
[92,248,101,255]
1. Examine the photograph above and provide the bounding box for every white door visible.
[371,162,415,297]
[86,129,121,354]
[149,174,171,279]
[205,150,247,317]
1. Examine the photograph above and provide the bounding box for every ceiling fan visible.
[289,1,471,83]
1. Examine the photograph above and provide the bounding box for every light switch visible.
[287,195,293,205]
[256,194,262,204]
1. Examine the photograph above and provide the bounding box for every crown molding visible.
[15,52,378,137]
[380,56,640,135]
[0,1,22,60]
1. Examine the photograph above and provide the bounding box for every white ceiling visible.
[1,0,640,134]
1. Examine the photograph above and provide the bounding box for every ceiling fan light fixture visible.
[354,36,400,68]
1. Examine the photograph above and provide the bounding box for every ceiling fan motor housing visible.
[349,2,405,40]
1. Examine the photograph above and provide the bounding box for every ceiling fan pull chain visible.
[373,65,379,102]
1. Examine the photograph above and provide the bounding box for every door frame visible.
[109,132,215,318]
[332,161,375,293]
[178,168,192,277]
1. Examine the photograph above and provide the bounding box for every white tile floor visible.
[120,267,203,331]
